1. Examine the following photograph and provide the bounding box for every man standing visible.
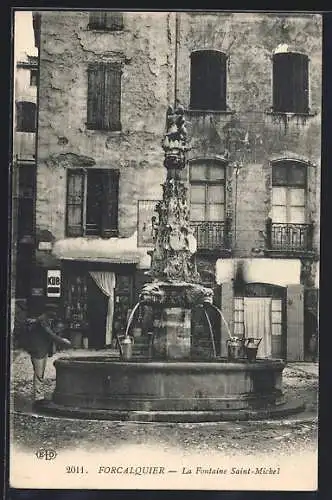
[26,304,71,407]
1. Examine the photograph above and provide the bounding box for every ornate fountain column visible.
[140,105,213,359]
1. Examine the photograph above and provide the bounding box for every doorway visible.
[87,274,108,349]
[234,283,286,359]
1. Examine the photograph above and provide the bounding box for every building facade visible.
[12,11,39,335]
[31,11,321,359]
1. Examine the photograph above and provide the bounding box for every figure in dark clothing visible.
[25,305,71,404]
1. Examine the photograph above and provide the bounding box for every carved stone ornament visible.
[145,103,214,305]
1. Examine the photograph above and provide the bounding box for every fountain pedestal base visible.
[154,308,191,359]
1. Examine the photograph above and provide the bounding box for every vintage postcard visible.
[9,9,320,491]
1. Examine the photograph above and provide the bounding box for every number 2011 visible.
[65,466,85,473]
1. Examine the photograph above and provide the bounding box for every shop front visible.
[61,261,136,349]
[47,232,152,349]
[216,258,307,361]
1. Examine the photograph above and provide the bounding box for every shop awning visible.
[52,231,152,269]
[216,258,302,287]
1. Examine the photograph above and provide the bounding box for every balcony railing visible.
[190,220,231,252]
[266,220,313,253]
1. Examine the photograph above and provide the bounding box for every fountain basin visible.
[50,357,292,414]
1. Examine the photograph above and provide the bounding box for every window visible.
[66,169,119,238]
[190,50,227,111]
[190,163,225,222]
[64,274,89,330]
[234,297,244,336]
[233,297,283,338]
[271,299,282,336]
[88,12,124,31]
[272,52,309,114]
[87,63,122,131]
[30,69,38,86]
[16,101,36,132]
[271,161,307,224]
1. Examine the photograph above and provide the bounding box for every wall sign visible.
[47,270,61,298]
[38,241,53,251]
[137,200,159,248]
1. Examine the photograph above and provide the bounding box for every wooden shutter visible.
[105,12,124,30]
[190,50,227,111]
[89,12,123,30]
[100,170,119,238]
[89,12,107,29]
[66,170,84,236]
[87,63,121,131]
[273,53,309,113]
[87,63,105,130]
[292,54,309,113]
[104,64,122,130]
[86,170,104,235]
[16,101,36,132]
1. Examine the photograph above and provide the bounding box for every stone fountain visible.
[41,106,304,422]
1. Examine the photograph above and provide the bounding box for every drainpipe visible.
[174,12,180,108]
[234,163,240,251]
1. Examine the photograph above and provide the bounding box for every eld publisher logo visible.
[35,448,57,460]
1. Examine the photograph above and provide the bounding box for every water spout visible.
[204,303,232,338]
[203,308,217,358]
[124,302,142,338]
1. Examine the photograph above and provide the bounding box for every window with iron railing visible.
[189,162,230,251]
[66,169,119,238]
[267,160,312,252]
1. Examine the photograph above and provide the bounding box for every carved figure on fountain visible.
[140,281,214,308]
[139,282,166,306]
[162,104,190,176]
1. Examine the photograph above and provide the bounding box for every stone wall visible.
[36,11,175,240]
[36,11,321,278]
[177,12,322,259]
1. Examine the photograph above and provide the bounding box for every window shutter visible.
[89,12,107,29]
[100,170,119,238]
[105,12,124,30]
[291,54,309,113]
[89,12,123,30]
[190,50,227,111]
[104,64,122,131]
[273,53,309,113]
[86,170,104,235]
[66,170,84,236]
[87,63,104,130]
[87,63,121,131]
[16,101,36,132]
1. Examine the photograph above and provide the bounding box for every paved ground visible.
[10,349,318,457]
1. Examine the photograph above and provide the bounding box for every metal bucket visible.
[227,338,244,361]
[245,346,258,362]
[120,337,133,360]
[244,338,262,362]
